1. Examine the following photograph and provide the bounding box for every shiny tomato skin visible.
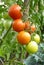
[12,19,25,32]
[8,4,22,19]
[17,31,31,45]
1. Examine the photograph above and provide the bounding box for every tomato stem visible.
[0,22,12,44]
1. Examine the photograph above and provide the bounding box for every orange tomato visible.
[31,24,36,32]
[8,4,22,19]
[25,21,30,30]
[12,19,25,32]
[17,31,31,45]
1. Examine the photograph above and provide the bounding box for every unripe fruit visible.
[26,41,38,54]
[34,34,40,44]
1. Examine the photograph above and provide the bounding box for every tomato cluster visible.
[8,4,40,54]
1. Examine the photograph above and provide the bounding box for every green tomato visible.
[3,21,11,30]
[26,41,38,54]
[34,34,40,44]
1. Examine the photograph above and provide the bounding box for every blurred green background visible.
[0,0,44,65]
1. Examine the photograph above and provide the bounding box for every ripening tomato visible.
[8,4,22,19]
[17,31,31,45]
[31,24,36,32]
[12,19,25,32]
[25,21,30,30]
[26,41,38,54]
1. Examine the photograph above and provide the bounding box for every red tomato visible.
[8,4,22,19]
[12,19,25,32]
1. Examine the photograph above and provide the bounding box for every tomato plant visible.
[0,0,44,65]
